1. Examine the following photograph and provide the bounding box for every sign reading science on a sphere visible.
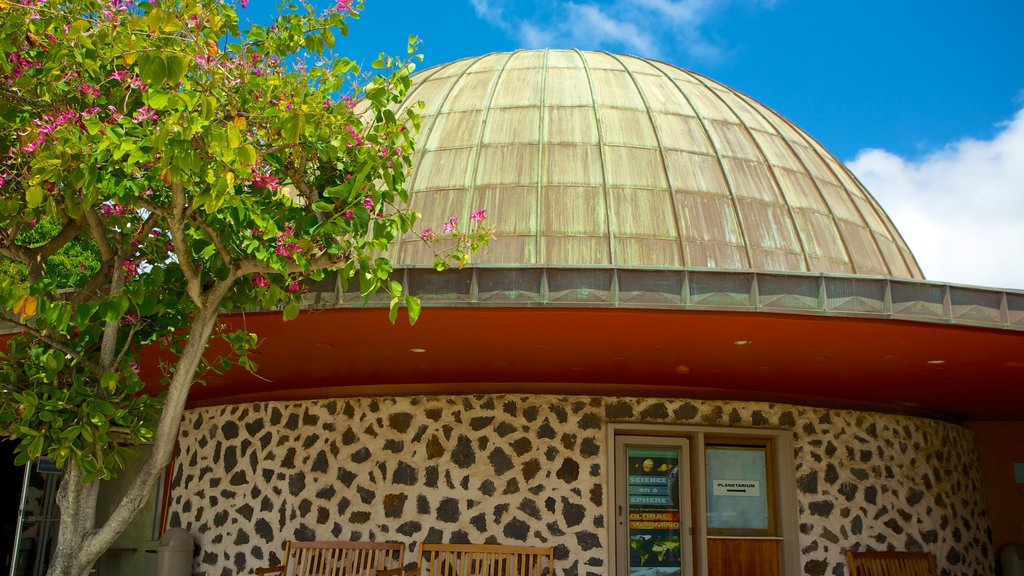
[627,448,682,575]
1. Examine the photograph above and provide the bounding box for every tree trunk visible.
[43,308,220,576]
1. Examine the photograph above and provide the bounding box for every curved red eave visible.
[165,307,1024,422]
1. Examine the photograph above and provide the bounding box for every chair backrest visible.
[283,541,405,576]
[415,543,554,576]
[847,551,938,576]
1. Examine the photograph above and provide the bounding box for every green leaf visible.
[100,296,130,322]
[147,90,170,110]
[283,302,300,322]
[139,52,167,87]
[388,296,399,324]
[281,114,302,143]
[406,295,421,326]
[67,20,90,37]
[236,144,257,167]
[101,372,118,394]
[226,123,241,148]
[164,54,187,85]
[202,95,217,121]
[26,186,44,208]
[27,436,44,459]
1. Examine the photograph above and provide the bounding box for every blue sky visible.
[250,1,1024,288]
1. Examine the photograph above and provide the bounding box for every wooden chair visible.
[256,540,405,576]
[847,550,938,576]
[377,542,554,576]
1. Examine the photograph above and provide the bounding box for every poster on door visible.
[627,447,681,576]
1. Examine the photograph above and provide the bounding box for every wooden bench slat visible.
[257,540,403,576]
[847,551,938,576]
[390,542,554,576]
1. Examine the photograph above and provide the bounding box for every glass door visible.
[615,436,692,576]
[10,459,61,576]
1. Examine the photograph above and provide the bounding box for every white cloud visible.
[469,0,510,28]
[562,3,657,55]
[847,107,1024,290]
[469,0,772,61]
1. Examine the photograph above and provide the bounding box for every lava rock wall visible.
[169,395,992,576]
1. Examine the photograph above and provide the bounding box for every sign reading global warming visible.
[627,447,681,575]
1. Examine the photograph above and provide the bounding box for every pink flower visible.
[109,70,128,81]
[443,216,458,234]
[252,173,280,191]
[133,106,158,123]
[342,210,355,219]
[345,124,364,147]
[239,0,249,7]
[470,209,487,221]
[251,274,270,288]
[78,83,100,97]
[105,105,123,123]
[98,202,128,217]
[122,260,139,277]
[419,227,435,242]
[275,225,301,259]
[336,0,353,13]
[128,75,147,91]
[362,196,374,210]
[286,281,300,293]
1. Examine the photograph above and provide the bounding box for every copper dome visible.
[389,49,922,279]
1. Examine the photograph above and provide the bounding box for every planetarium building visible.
[158,50,1023,576]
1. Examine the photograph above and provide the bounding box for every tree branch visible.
[194,218,234,270]
[112,322,140,370]
[283,163,331,234]
[0,214,87,282]
[259,143,299,155]
[235,251,347,279]
[85,208,115,263]
[89,303,221,555]
[167,182,203,306]
[98,265,125,371]
[67,262,114,305]
[2,320,104,377]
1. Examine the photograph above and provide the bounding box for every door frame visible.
[607,423,799,576]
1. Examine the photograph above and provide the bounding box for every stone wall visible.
[169,395,992,576]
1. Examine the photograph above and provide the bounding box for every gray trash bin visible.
[1002,544,1024,576]
[155,528,194,576]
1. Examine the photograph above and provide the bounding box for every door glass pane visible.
[12,459,61,576]
[705,446,769,531]
[627,447,682,575]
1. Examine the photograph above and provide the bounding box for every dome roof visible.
[391,50,922,279]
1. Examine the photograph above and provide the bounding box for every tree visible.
[0,1,489,575]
